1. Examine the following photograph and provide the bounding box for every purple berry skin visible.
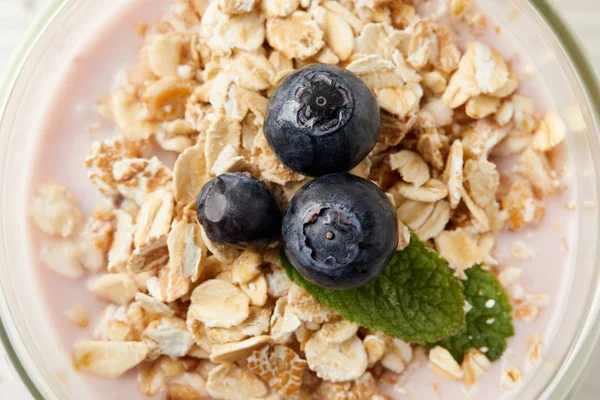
[282,173,398,290]
[264,64,380,176]
[196,173,282,249]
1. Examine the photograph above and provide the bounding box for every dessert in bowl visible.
[1,0,600,399]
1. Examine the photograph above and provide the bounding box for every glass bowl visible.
[1,0,599,399]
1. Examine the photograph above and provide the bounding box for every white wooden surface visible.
[0,0,599,398]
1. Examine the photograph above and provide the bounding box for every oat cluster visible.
[31,0,566,398]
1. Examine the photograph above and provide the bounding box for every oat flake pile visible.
[29,0,569,398]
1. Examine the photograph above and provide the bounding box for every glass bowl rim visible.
[0,0,599,399]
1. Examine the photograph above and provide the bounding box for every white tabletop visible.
[0,0,599,398]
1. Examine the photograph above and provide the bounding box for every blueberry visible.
[282,173,398,290]
[196,173,282,249]
[264,64,380,176]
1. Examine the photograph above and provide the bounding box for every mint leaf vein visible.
[281,232,465,343]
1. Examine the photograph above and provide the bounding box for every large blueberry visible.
[282,173,398,290]
[264,64,380,176]
[196,173,282,249]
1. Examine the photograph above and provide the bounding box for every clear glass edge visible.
[0,1,68,399]
[525,2,600,399]
[0,0,599,399]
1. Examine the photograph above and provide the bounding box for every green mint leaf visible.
[281,232,465,343]
[435,265,514,362]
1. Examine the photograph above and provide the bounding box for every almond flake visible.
[240,273,268,306]
[266,267,292,298]
[463,159,499,208]
[421,97,454,127]
[65,305,89,328]
[261,0,299,17]
[532,111,567,151]
[219,0,258,15]
[501,180,545,231]
[253,131,305,185]
[319,318,360,344]
[210,335,272,363]
[270,297,302,343]
[397,200,435,230]
[166,373,209,400]
[232,250,263,284]
[394,178,448,203]
[287,284,334,324]
[143,317,195,358]
[461,120,509,161]
[376,82,424,119]
[514,147,560,197]
[405,20,460,73]
[497,267,523,289]
[354,22,403,60]
[443,140,464,208]
[206,364,268,399]
[247,344,307,396]
[110,89,155,141]
[381,337,413,374]
[429,346,463,380]
[148,34,183,78]
[390,150,430,188]
[229,51,277,92]
[199,225,240,263]
[200,3,265,56]
[443,42,509,109]
[204,110,242,172]
[462,349,490,385]
[313,6,354,61]
[88,273,138,305]
[133,190,174,248]
[397,219,411,250]
[460,186,491,232]
[466,95,500,119]
[154,265,192,303]
[495,100,515,126]
[143,77,195,121]
[168,218,206,282]
[414,200,451,241]
[135,292,174,316]
[108,210,135,272]
[190,279,250,328]
[501,366,523,391]
[422,70,448,95]
[322,1,364,33]
[78,215,114,272]
[73,341,148,379]
[266,11,324,60]
[363,334,386,367]
[138,356,187,396]
[40,238,85,279]
[512,95,538,133]
[269,50,293,71]
[174,143,210,211]
[417,126,446,170]
[31,183,82,238]
[305,332,368,382]
[525,336,544,372]
[346,54,405,91]
[112,157,173,206]
[435,229,482,276]
[127,235,169,274]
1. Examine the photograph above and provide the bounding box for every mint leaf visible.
[281,232,465,343]
[436,266,514,362]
